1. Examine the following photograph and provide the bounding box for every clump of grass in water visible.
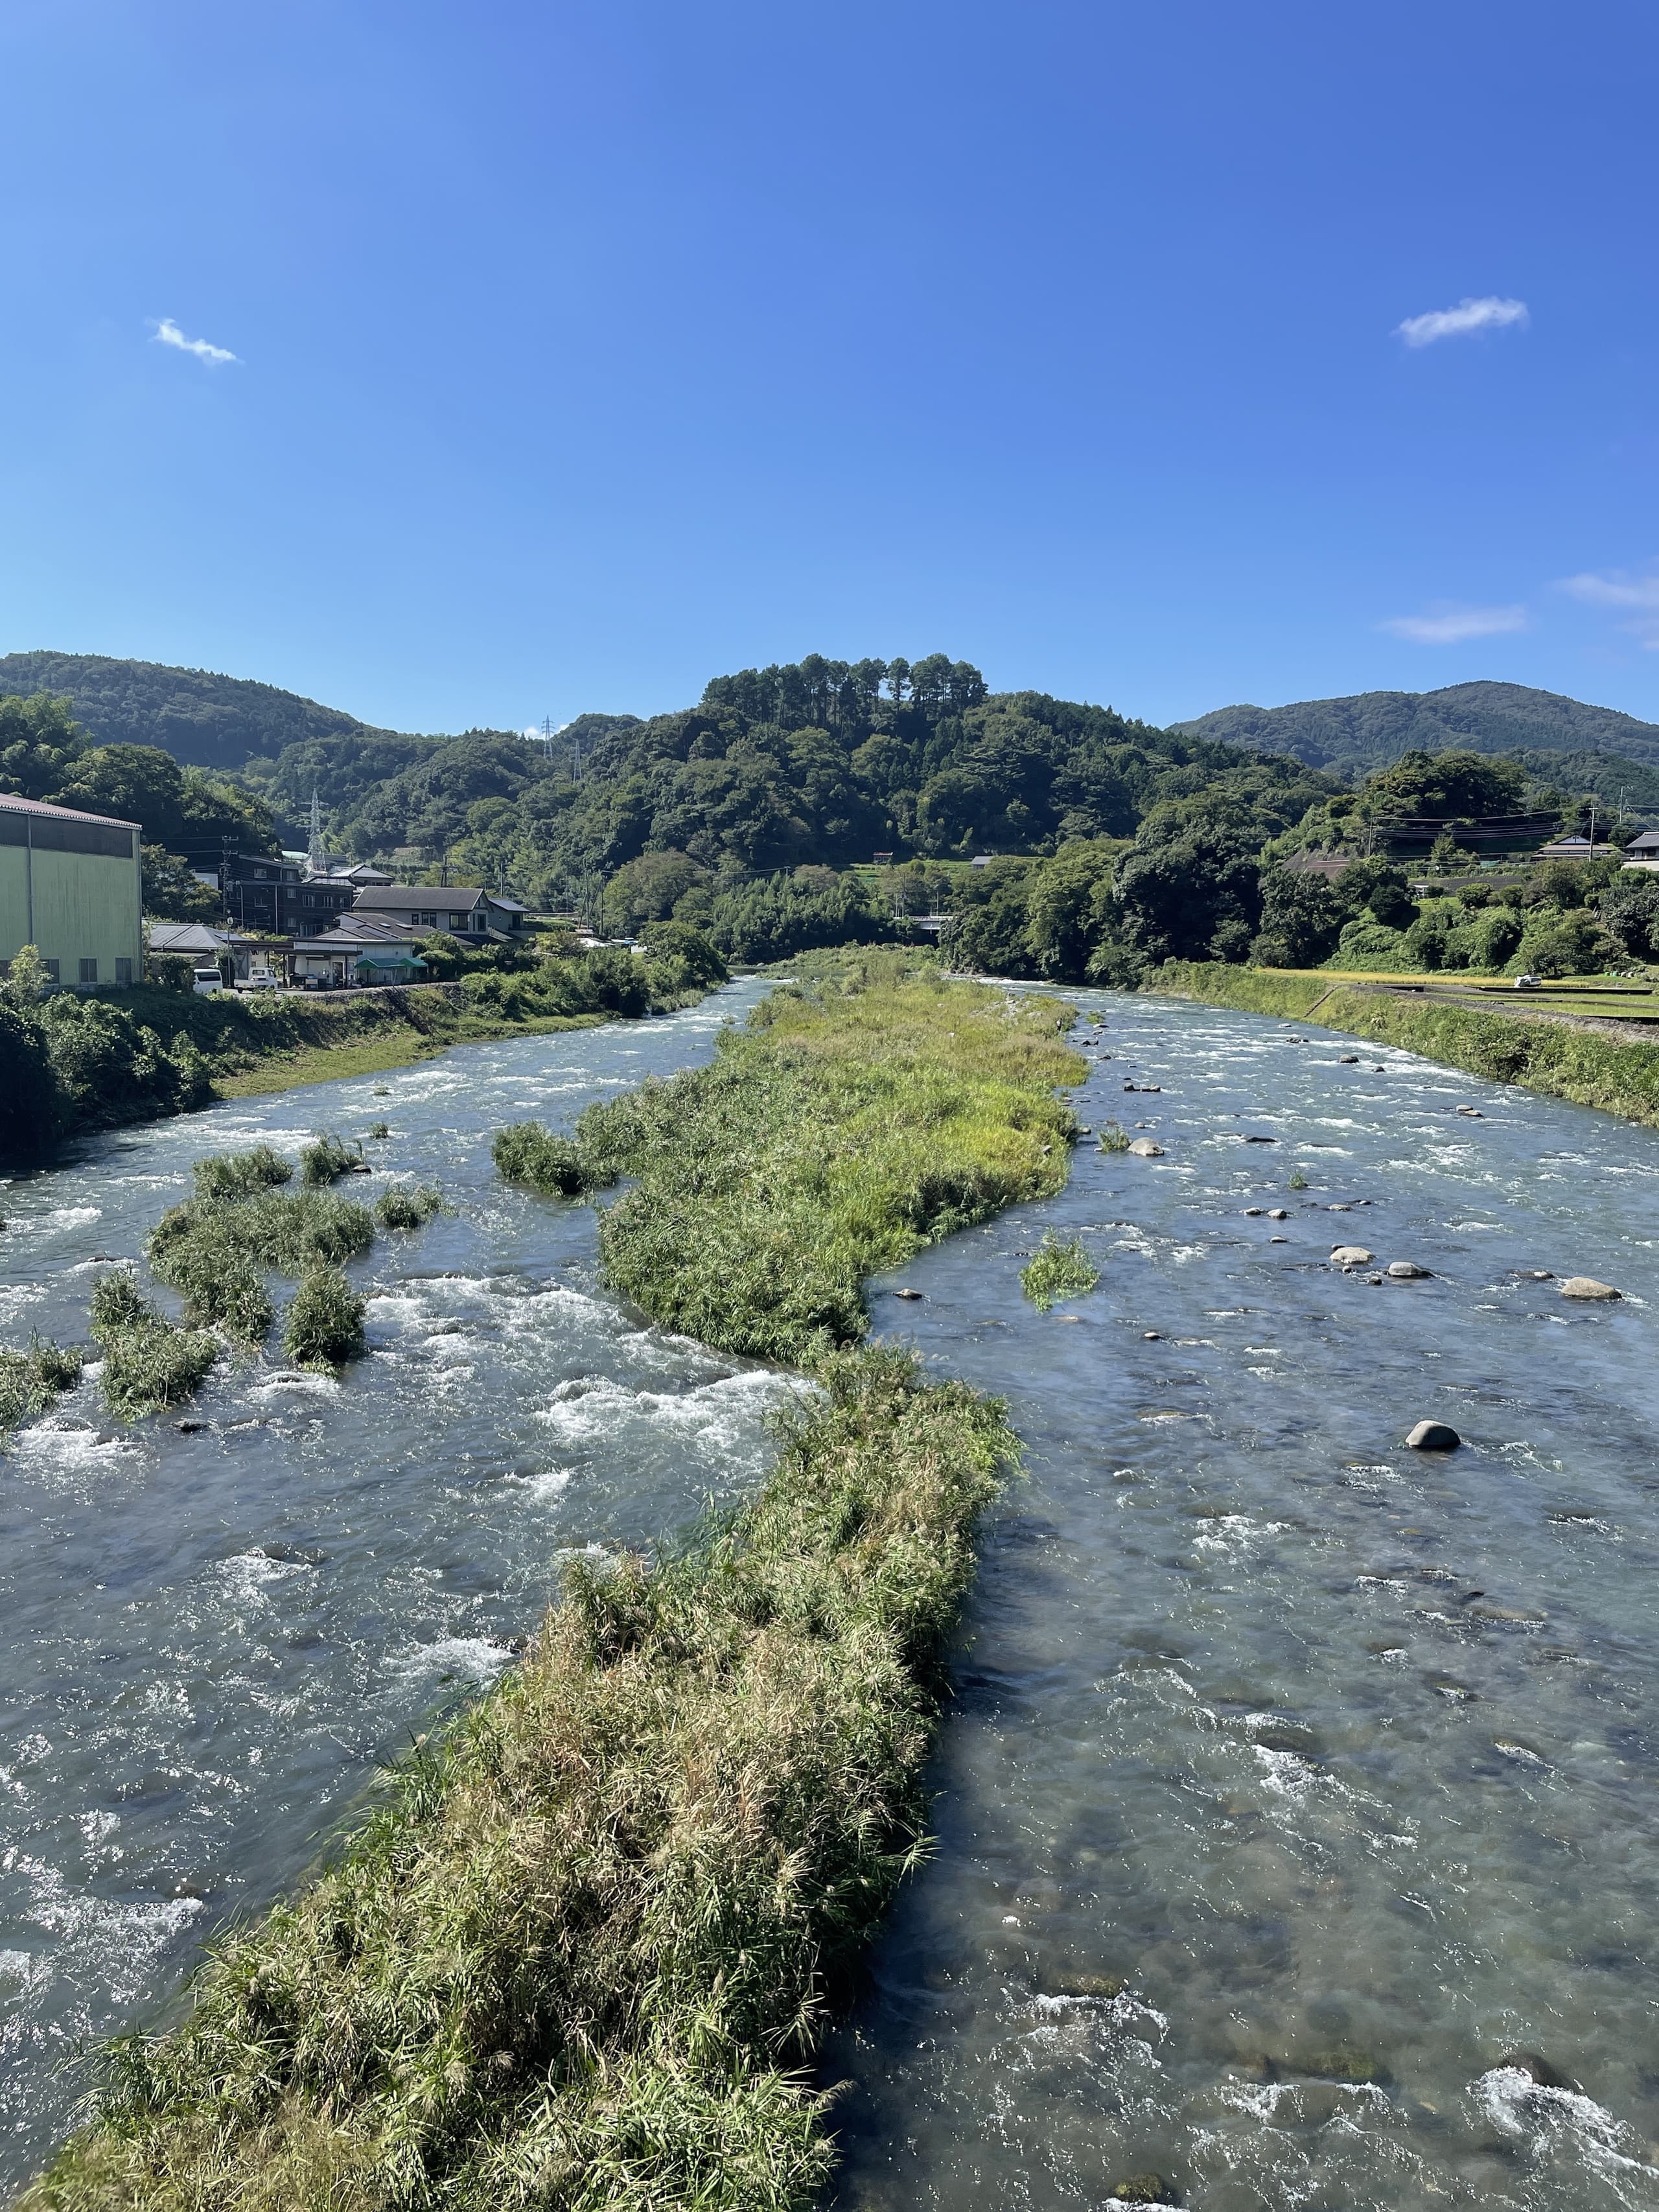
[284,1267,366,1369]
[0,1340,83,1441]
[1289,1167,1308,1190]
[367,1119,391,1139]
[30,1348,1016,2210]
[492,1121,616,1198]
[88,1270,216,1420]
[375,1182,443,1230]
[1096,1120,1131,1152]
[1021,1234,1100,1311]
[299,1131,364,1185]
[574,977,1084,1362]
[192,1143,293,1201]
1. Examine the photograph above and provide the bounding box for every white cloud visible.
[1393,296,1529,348]
[1378,602,1528,645]
[152,316,238,366]
[1557,564,1659,647]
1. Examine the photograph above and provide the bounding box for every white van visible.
[192,966,224,996]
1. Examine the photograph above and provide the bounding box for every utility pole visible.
[1588,797,1598,857]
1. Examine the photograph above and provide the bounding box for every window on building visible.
[79,958,99,984]
[448,913,465,929]
[415,909,438,927]
[115,958,134,985]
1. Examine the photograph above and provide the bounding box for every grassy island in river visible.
[30,969,1084,2212]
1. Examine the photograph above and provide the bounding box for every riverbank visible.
[29,973,1085,2211]
[1154,958,1659,1128]
[1,943,721,1161]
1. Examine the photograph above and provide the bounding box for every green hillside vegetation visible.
[0,651,412,773]
[1175,679,1659,793]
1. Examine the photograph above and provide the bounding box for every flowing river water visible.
[0,982,1656,2208]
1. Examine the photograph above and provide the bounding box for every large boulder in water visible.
[1127,1138,1164,1158]
[1560,1277,1621,1301]
[1406,1419,1461,1450]
[1330,1245,1373,1267]
[1387,1261,1430,1279]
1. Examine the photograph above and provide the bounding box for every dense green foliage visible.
[29,972,1090,2211]
[0,1342,83,1442]
[576,973,1083,1360]
[1176,679,1659,785]
[1019,1235,1100,1311]
[284,1267,367,1369]
[87,1272,218,1421]
[492,1123,616,1198]
[0,956,213,1160]
[374,1183,443,1229]
[0,651,395,773]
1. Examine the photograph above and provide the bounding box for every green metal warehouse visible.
[0,793,143,988]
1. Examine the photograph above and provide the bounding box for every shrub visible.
[374,1183,443,1230]
[300,1132,364,1186]
[1289,1167,1308,1190]
[89,1270,217,1419]
[0,1342,82,1439]
[193,1144,294,1200]
[1096,1121,1131,1152]
[284,1268,367,1369]
[367,1121,391,1139]
[491,1122,614,1198]
[1020,1235,1100,1310]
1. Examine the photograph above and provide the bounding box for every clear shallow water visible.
[0,981,788,2180]
[830,990,1659,2212]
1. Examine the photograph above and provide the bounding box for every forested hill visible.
[1176,681,1659,789]
[0,651,431,773]
[295,655,1339,904]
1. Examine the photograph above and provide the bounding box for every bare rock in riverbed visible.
[1268,1207,1288,1220]
[1387,1261,1430,1279]
[1128,1138,1165,1157]
[893,1287,923,1301]
[1560,1277,1621,1300]
[1330,1245,1374,1267]
[1406,1419,1461,1450]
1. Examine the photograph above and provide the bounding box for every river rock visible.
[1268,1207,1288,1219]
[1339,1054,1359,1064]
[1330,1245,1373,1266]
[1387,1261,1430,1279]
[1457,1105,1484,1118]
[1128,1138,1164,1157]
[1560,1277,1621,1300]
[1406,1419,1461,1450]
[892,1287,923,1300]
[1243,1206,1265,1217]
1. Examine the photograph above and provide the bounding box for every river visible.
[830,987,1659,2211]
[0,981,789,2182]
[1,983,1656,2207]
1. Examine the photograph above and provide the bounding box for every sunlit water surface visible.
[828,989,1659,2212]
[0,982,788,2180]
[4,982,1658,2209]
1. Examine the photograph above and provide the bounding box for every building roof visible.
[0,791,141,829]
[146,923,235,954]
[1626,830,1659,851]
[354,883,485,911]
[486,894,528,914]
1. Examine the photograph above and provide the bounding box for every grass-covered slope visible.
[1155,960,1659,1127]
[578,971,1084,1360]
[30,973,1082,2211]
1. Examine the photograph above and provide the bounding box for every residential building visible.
[1,792,143,988]
[1624,830,1659,860]
[290,915,430,988]
[215,852,359,935]
[349,883,529,940]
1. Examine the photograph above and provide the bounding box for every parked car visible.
[243,969,282,992]
[1513,973,1542,991]
[192,966,224,995]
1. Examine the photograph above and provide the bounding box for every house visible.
[146,922,280,983]
[349,883,529,942]
[1,792,143,988]
[215,852,358,935]
[1625,830,1659,859]
[1536,834,1599,861]
[290,916,429,988]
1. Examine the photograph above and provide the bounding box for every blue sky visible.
[3,0,1657,736]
